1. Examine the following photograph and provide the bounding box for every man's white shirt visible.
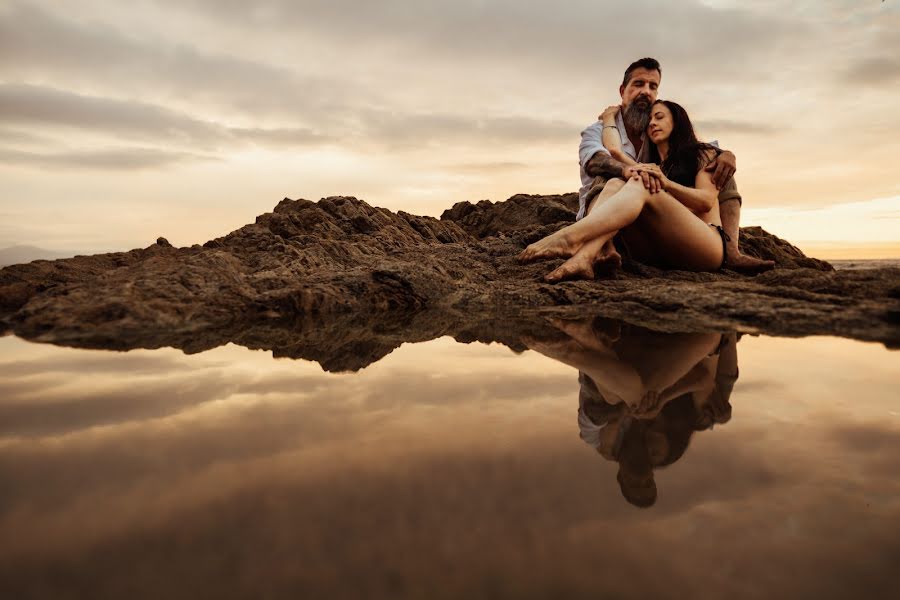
[577,111,637,220]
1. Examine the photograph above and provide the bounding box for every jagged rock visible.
[441,193,581,239]
[1,194,898,363]
[442,195,831,271]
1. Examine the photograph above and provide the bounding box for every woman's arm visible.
[635,151,718,214]
[599,106,637,166]
[665,169,717,214]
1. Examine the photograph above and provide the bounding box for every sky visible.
[1,0,898,257]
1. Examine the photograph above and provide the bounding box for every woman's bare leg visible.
[631,191,725,271]
[521,176,724,272]
[543,180,626,282]
[581,180,626,267]
[518,179,640,262]
[545,202,726,279]
[544,232,618,282]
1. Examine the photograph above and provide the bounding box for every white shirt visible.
[577,111,640,220]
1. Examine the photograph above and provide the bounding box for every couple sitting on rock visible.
[518,57,775,282]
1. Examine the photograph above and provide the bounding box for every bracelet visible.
[603,125,618,130]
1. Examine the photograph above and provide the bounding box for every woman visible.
[518,100,730,282]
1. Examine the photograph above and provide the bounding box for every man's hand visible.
[705,150,736,189]
[634,163,671,193]
[625,164,664,194]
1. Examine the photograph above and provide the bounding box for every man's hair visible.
[622,57,661,87]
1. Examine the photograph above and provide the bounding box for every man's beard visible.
[623,97,652,134]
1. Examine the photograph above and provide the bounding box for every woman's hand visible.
[599,105,620,125]
[633,163,671,193]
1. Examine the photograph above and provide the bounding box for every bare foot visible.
[594,247,622,275]
[726,251,775,273]
[544,253,595,283]
[517,229,581,263]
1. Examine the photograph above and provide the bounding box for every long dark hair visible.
[646,100,719,187]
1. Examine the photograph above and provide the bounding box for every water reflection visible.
[526,318,739,507]
[2,322,899,599]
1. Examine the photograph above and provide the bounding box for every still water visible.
[0,321,898,599]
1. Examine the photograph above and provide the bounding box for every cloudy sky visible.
[1,0,898,257]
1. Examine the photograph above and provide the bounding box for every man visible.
[578,57,774,273]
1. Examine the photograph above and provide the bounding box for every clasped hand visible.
[624,163,670,194]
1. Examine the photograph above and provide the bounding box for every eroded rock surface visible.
[1,194,898,365]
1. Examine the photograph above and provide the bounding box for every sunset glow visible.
[1,0,898,258]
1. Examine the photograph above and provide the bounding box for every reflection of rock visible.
[1,195,898,357]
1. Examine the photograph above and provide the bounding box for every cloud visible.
[230,127,336,147]
[0,2,376,121]
[0,147,214,170]
[0,127,52,145]
[363,113,579,149]
[693,119,781,136]
[0,83,230,145]
[0,82,578,157]
[842,57,900,86]
[172,0,795,76]
[449,161,530,175]
[0,84,338,154]
[0,1,799,123]
[0,2,808,157]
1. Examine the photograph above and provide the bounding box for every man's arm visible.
[703,145,737,189]
[585,151,628,179]
[579,121,660,191]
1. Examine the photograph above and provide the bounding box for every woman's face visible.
[647,103,674,144]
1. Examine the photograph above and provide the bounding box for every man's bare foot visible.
[726,251,775,273]
[544,253,595,283]
[517,229,581,263]
[594,247,622,275]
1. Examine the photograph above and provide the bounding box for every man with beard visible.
[577,57,774,272]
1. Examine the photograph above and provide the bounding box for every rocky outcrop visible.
[1,194,897,364]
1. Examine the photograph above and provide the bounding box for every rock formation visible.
[1,194,897,368]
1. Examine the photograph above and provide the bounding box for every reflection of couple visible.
[526,317,739,507]
[518,57,774,282]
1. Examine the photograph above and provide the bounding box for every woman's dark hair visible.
[646,100,719,188]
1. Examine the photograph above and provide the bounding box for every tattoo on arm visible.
[585,152,626,179]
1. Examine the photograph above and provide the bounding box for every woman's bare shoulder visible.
[699,147,718,169]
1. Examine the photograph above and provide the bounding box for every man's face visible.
[619,67,661,111]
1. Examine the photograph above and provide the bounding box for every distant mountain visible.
[0,245,78,267]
